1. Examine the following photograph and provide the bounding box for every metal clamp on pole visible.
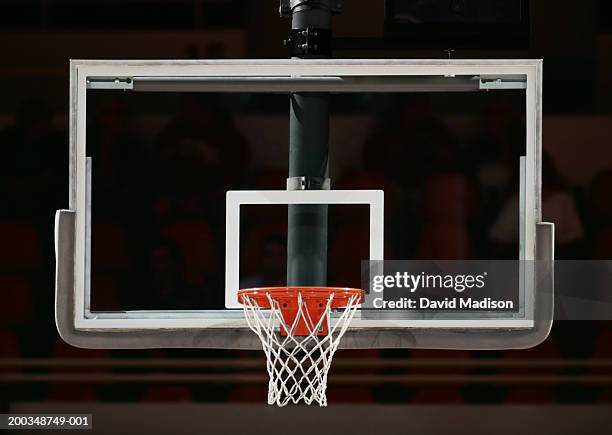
[287,176,331,190]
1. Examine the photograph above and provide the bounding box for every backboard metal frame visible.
[56,59,552,350]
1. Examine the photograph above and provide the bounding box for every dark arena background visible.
[2,1,612,434]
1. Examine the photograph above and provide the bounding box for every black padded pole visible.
[286,1,332,286]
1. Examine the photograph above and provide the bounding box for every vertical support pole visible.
[286,1,333,286]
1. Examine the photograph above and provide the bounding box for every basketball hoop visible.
[238,287,364,407]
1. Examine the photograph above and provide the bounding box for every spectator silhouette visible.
[465,93,525,224]
[126,239,200,310]
[88,96,149,218]
[363,95,446,190]
[490,152,584,258]
[363,95,469,257]
[240,234,286,289]
[153,94,250,220]
[0,97,67,218]
[588,168,612,259]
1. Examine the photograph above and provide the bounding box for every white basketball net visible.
[240,291,361,407]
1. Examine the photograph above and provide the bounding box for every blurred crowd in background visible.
[2,88,611,404]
